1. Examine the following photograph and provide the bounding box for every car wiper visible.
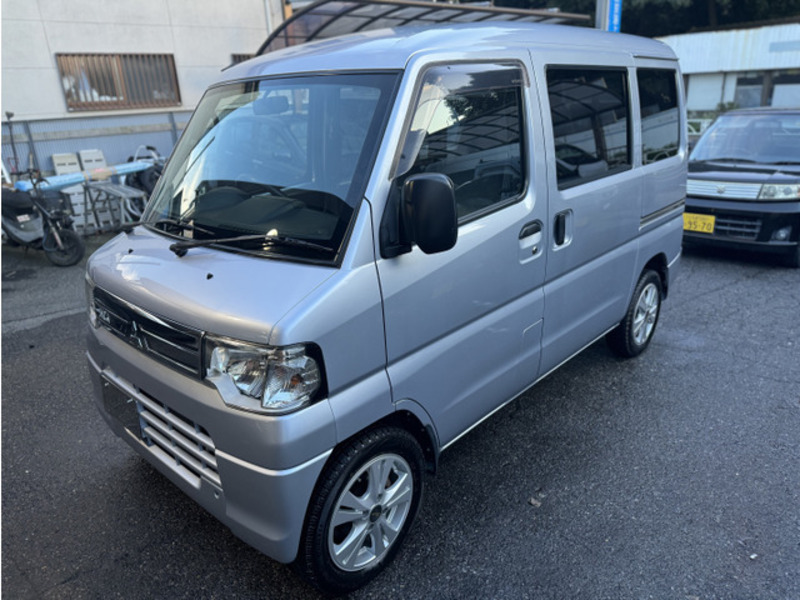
[768,161,800,166]
[121,218,215,235]
[169,233,334,257]
[705,157,758,164]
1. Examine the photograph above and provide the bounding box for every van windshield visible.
[143,72,399,261]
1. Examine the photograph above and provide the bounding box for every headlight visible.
[758,184,800,200]
[205,336,322,415]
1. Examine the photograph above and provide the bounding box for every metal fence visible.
[2,110,193,177]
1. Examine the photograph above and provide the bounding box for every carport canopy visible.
[256,0,591,55]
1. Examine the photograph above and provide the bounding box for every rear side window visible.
[637,68,680,164]
[546,67,630,189]
[397,63,526,220]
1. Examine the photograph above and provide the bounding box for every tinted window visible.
[638,69,679,164]
[398,64,525,220]
[546,67,630,188]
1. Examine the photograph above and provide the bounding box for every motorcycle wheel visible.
[44,228,85,267]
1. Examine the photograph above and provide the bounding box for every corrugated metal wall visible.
[2,111,192,176]
[659,23,800,75]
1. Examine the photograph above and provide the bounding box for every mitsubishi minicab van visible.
[86,10,686,593]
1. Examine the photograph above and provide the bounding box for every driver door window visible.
[398,64,526,220]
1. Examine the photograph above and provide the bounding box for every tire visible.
[44,228,85,267]
[295,427,424,594]
[606,269,662,358]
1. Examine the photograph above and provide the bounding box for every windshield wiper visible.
[703,157,758,164]
[121,218,215,235]
[169,233,334,257]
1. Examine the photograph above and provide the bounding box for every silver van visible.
[86,12,686,593]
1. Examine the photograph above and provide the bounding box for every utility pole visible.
[595,0,623,32]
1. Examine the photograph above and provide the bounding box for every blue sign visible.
[607,0,622,32]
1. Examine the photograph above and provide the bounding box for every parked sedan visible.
[684,107,800,267]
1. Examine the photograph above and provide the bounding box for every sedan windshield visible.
[690,112,800,166]
[143,72,399,261]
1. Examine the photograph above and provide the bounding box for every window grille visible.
[56,53,181,111]
[231,54,254,64]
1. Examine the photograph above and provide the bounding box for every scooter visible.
[1,171,85,267]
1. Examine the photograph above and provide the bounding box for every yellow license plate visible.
[683,212,715,233]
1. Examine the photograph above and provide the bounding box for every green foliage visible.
[493,0,800,37]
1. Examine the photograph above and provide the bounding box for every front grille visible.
[715,215,762,240]
[94,288,203,377]
[102,378,220,488]
[137,390,221,488]
[687,179,761,200]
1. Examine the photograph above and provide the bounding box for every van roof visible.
[216,22,677,85]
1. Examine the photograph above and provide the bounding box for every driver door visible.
[376,60,548,447]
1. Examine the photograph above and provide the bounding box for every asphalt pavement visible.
[2,232,114,334]
[2,241,799,599]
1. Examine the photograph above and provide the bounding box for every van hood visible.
[87,229,337,344]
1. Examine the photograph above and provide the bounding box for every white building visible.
[1,0,282,171]
[658,22,800,115]
[2,0,283,120]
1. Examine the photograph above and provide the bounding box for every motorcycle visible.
[1,171,85,267]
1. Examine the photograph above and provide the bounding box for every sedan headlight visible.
[758,184,800,200]
[205,336,322,415]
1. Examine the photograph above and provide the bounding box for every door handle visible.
[519,220,543,258]
[519,221,542,239]
[554,212,567,246]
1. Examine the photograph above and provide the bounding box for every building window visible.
[546,67,630,189]
[637,68,680,164]
[231,54,254,64]
[56,53,181,111]
[770,70,800,107]
[734,74,763,108]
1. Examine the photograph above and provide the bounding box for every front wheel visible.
[43,228,85,267]
[295,427,424,594]
[606,269,663,358]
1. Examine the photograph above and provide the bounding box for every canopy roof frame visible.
[257,0,591,55]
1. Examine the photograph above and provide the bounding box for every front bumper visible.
[87,326,336,563]
[683,196,800,253]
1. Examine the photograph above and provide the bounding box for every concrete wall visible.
[1,0,278,121]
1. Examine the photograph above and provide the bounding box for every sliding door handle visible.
[554,212,567,246]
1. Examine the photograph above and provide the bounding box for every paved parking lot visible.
[2,242,799,599]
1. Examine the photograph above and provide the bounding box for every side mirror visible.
[403,173,457,254]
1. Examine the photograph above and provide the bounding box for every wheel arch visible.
[643,252,669,299]
[321,403,439,482]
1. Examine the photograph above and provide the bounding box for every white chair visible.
[52,152,93,232]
